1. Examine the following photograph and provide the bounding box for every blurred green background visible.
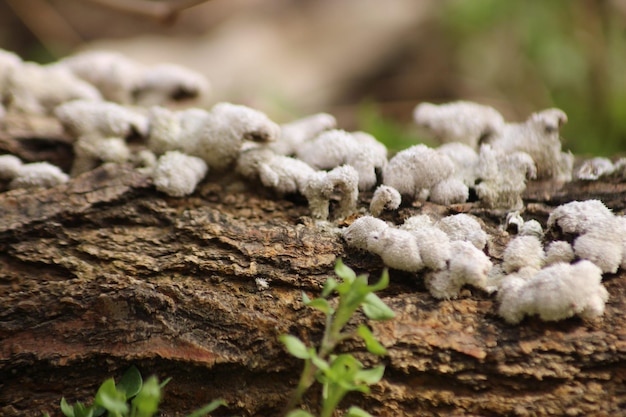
[2,0,625,156]
[359,0,626,156]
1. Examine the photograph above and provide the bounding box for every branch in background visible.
[83,0,216,23]
[5,0,85,57]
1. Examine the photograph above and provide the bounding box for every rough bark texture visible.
[1,114,626,417]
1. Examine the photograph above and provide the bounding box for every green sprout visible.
[47,366,224,417]
[280,260,395,417]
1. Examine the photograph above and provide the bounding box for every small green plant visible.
[279,260,396,417]
[46,366,224,417]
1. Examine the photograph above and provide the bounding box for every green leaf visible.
[73,403,94,417]
[310,353,330,373]
[94,378,128,415]
[334,259,357,283]
[286,410,315,417]
[279,335,310,359]
[132,376,161,417]
[60,398,75,417]
[357,324,387,356]
[117,366,142,399]
[362,293,395,321]
[185,399,226,417]
[345,406,375,417]
[369,268,390,293]
[321,277,338,298]
[303,297,333,315]
[158,377,172,389]
[355,365,385,385]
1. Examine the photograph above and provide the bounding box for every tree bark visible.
[1,115,626,416]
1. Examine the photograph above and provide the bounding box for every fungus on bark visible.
[497,261,608,324]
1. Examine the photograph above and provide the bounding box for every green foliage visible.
[280,260,395,417]
[438,0,626,156]
[51,366,224,417]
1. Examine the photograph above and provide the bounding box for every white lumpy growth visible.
[152,151,208,197]
[547,199,626,273]
[497,261,608,324]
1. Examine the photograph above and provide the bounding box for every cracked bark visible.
[1,114,625,417]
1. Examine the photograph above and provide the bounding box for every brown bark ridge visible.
[1,114,626,417]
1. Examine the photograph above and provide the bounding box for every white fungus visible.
[272,113,336,156]
[435,213,488,250]
[57,51,141,104]
[506,213,544,239]
[0,49,22,101]
[55,100,149,139]
[0,154,23,179]
[497,261,608,324]
[370,185,401,217]
[436,142,479,187]
[147,102,280,172]
[9,162,69,189]
[152,150,208,197]
[146,106,206,155]
[295,129,387,191]
[474,145,536,210]
[429,177,469,206]
[72,135,132,176]
[236,146,315,195]
[365,227,424,272]
[413,101,505,148]
[547,199,626,274]
[342,215,389,251]
[502,235,545,273]
[424,240,492,299]
[5,62,102,115]
[487,108,573,181]
[407,225,451,271]
[133,63,209,106]
[576,157,615,181]
[547,199,614,235]
[399,214,434,230]
[383,144,469,205]
[302,165,359,220]
[192,102,280,170]
[544,241,575,266]
[55,100,150,175]
[573,232,622,274]
[519,219,544,239]
[58,50,208,105]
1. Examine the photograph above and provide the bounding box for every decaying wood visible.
[1,115,626,417]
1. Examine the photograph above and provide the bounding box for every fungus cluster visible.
[0,154,68,189]
[412,101,574,210]
[483,204,616,323]
[497,261,608,324]
[381,144,470,206]
[0,48,618,326]
[343,213,492,299]
[547,200,626,274]
[57,50,208,106]
[295,129,387,191]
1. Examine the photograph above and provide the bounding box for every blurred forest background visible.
[1,0,625,156]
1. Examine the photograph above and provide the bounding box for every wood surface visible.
[1,114,625,416]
